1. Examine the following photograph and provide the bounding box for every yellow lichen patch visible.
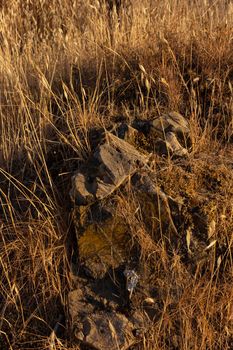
[78,218,129,270]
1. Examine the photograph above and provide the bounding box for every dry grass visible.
[0,0,233,349]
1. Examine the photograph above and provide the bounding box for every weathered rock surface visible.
[150,111,190,135]
[70,132,149,205]
[72,170,181,279]
[77,214,129,278]
[131,111,190,157]
[131,171,181,236]
[114,123,141,145]
[74,311,135,350]
[69,286,144,350]
[68,111,192,348]
[165,131,188,157]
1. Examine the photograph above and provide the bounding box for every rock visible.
[69,288,141,350]
[149,112,189,157]
[165,132,188,157]
[73,170,180,279]
[132,111,189,137]
[75,311,135,350]
[131,112,189,157]
[150,111,189,135]
[69,289,91,322]
[70,132,149,205]
[114,123,140,145]
[67,118,192,346]
[78,215,129,278]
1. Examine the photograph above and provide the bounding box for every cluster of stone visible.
[69,112,189,349]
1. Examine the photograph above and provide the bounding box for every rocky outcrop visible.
[68,111,191,348]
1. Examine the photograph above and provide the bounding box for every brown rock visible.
[131,172,180,236]
[78,215,129,278]
[114,123,141,145]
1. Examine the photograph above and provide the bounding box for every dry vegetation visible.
[0,0,233,349]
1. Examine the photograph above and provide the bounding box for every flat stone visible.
[77,216,129,278]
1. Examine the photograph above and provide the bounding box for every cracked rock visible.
[70,132,149,205]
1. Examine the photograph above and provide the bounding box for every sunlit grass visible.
[0,1,232,349]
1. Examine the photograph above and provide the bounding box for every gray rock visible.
[75,312,135,350]
[68,123,186,346]
[150,111,189,135]
[69,288,141,350]
[70,132,149,205]
[131,112,189,157]
[165,132,188,157]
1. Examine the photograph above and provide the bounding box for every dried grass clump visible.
[0,1,232,349]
